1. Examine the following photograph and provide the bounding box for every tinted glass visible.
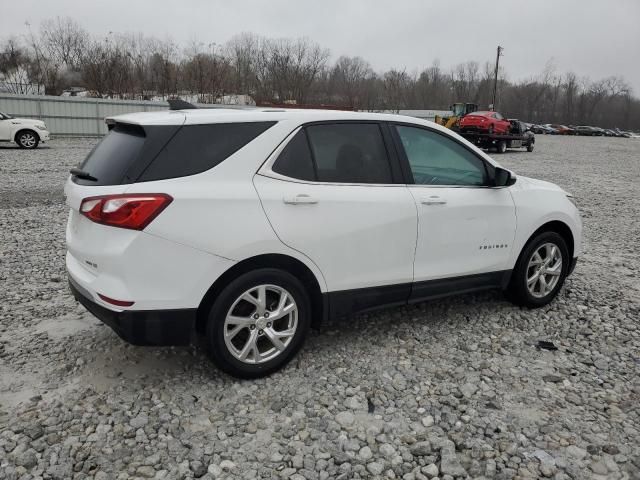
[140,122,275,182]
[395,126,487,186]
[305,123,392,184]
[75,123,146,186]
[272,130,316,181]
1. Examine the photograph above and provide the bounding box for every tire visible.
[496,140,507,153]
[205,268,311,378]
[16,130,39,149]
[527,142,534,152]
[506,231,569,308]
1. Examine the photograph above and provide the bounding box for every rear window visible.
[75,123,146,186]
[139,122,275,182]
[75,121,276,185]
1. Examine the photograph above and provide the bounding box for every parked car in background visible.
[459,111,511,134]
[547,124,576,135]
[0,111,50,149]
[531,124,557,135]
[575,126,603,136]
[65,108,582,377]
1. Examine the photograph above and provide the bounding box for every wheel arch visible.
[513,220,575,271]
[14,128,40,143]
[195,253,325,334]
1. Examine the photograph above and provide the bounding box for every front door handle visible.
[421,195,447,206]
[283,194,318,205]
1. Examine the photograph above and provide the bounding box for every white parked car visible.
[0,111,50,148]
[65,108,582,378]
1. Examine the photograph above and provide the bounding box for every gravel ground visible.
[0,136,639,480]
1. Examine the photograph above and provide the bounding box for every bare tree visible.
[331,56,374,108]
[5,16,640,130]
[40,17,88,69]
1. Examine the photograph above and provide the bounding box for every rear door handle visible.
[421,195,447,205]
[283,194,318,205]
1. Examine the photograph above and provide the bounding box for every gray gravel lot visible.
[0,136,639,480]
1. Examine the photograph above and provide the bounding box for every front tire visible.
[507,231,569,308]
[16,130,39,149]
[205,268,311,378]
[496,140,507,153]
[527,142,534,152]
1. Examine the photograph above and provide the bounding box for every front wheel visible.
[527,142,534,152]
[206,268,311,378]
[506,231,569,308]
[496,140,507,153]
[16,130,39,149]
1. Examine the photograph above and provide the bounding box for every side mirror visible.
[494,167,516,187]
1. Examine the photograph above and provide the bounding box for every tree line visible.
[1,17,638,130]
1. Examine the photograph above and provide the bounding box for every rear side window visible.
[75,123,145,186]
[140,122,275,182]
[272,130,316,181]
[305,123,392,184]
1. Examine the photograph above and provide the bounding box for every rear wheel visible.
[16,130,39,149]
[205,268,311,378]
[507,231,569,308]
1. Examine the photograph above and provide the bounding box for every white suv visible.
[0,111,50,148]
[65,108,582,378]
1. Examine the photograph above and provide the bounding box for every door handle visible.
[421,196,447,205]
[283,194,318,205]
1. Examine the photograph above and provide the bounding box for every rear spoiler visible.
[168,99,198,110]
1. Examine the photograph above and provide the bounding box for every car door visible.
[390,123,516,300]
[254,122,417,315]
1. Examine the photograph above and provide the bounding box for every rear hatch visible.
[65,119,183,286]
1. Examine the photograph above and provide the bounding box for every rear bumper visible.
[69,276,196,346]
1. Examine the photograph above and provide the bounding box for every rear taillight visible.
[80,194,172,230]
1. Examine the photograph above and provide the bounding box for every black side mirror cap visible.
[494,167,517,187]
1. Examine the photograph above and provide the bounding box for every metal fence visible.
[0,93,182,137]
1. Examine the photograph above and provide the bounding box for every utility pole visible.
[492,46,504,111]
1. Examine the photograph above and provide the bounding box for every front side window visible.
[394,125,487,186]
[305,123,392,184]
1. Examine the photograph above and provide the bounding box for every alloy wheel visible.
[20,133,37,148]
[526,242,563,298]
[223,284,298,364]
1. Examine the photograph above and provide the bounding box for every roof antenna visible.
[168,99,198,110]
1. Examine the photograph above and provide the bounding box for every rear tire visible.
[205,268,311,378]
[506,231,569,308]
[16,130,39,149]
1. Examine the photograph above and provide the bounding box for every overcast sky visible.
[2,0,639,93]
